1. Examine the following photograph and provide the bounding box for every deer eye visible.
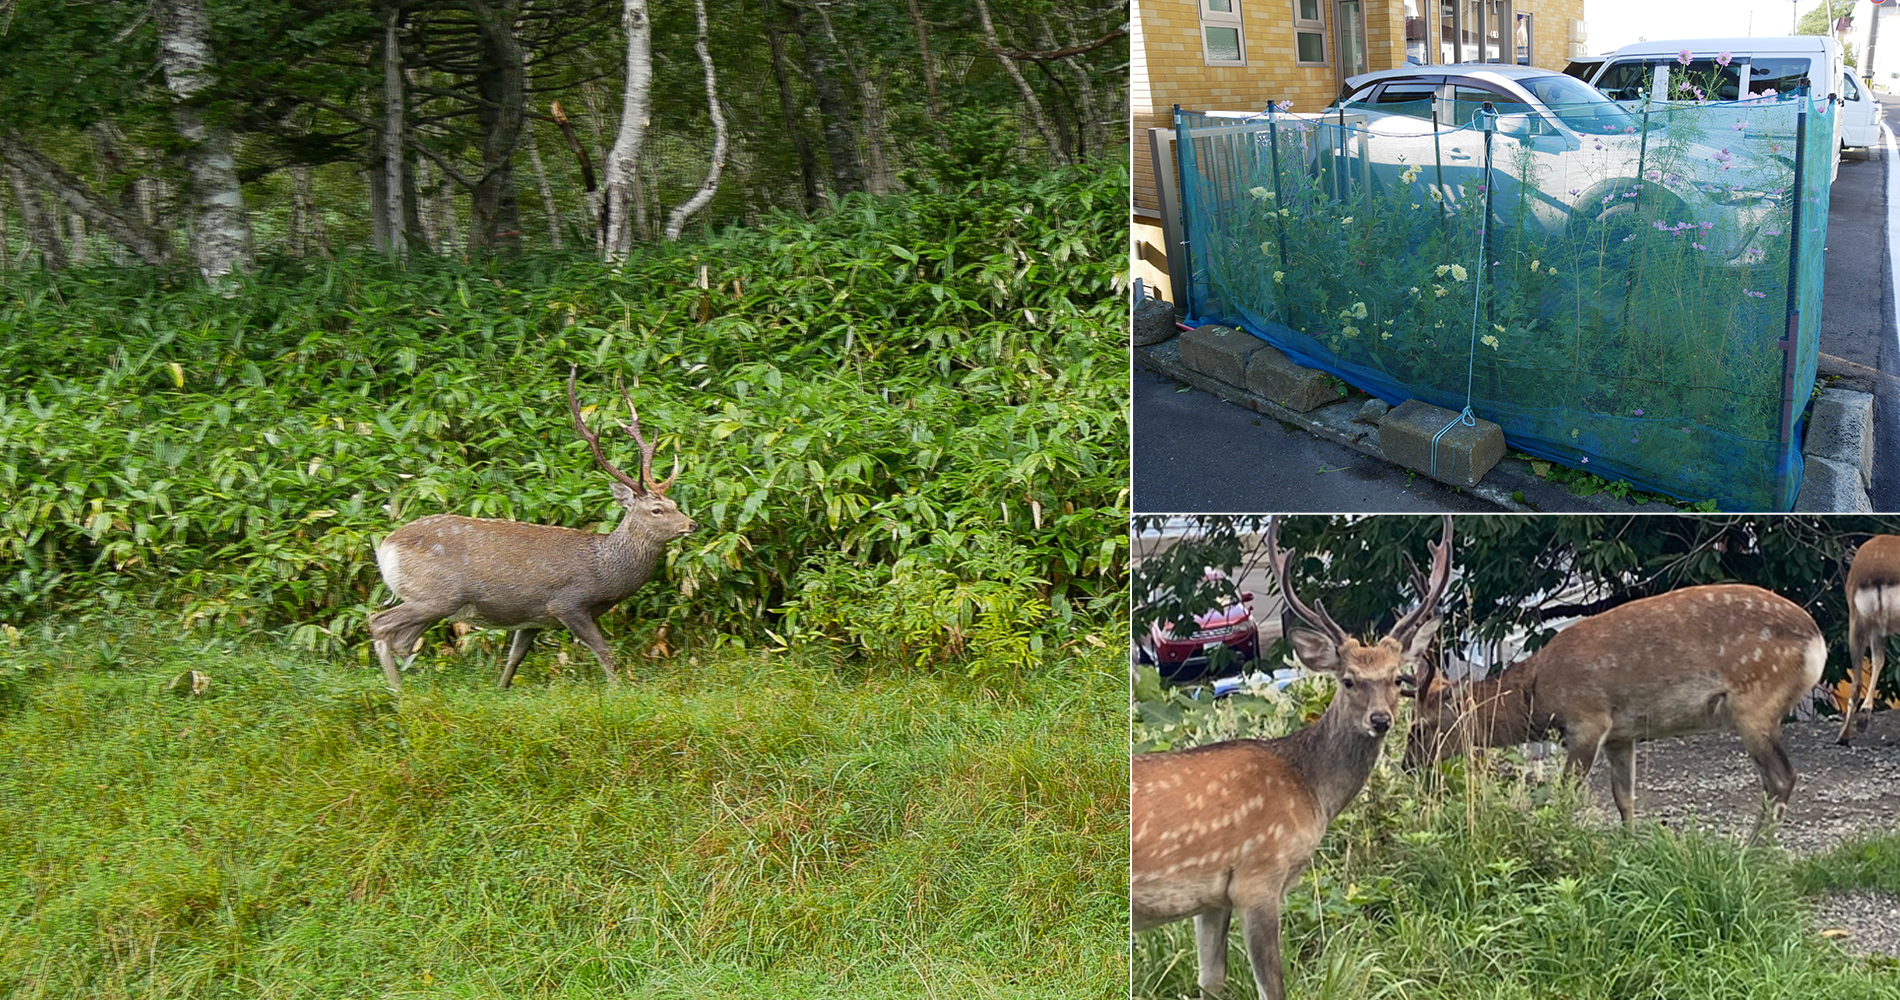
[1341,677,1356,689]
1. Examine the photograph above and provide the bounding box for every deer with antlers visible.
[1133,515,1451,1000]
[1838,534,1900,745]
[1405,582,1825,838]
[367,367,696,692]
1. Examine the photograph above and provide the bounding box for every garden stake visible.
[1776,83,1810,509]
[1266,102,1288,271]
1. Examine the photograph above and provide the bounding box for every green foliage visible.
[0,164,1128,666]
[0,633,1128,998]
[1132,686,1900,1000]
[1791,832,1900,897]
[1132,515,1900,700]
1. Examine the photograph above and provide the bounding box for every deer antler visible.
[568,365,649,496]
[614,376,678,496]
[1267,516,1348,647]
[1391,515,1454,694]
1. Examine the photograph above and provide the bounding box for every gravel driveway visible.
[1570,707,1900,960]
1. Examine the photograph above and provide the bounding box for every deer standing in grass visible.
[1405,583,1824,839]
[1133,515,1451,1000]
[1838,534,1900,745]
[368,367,696,692]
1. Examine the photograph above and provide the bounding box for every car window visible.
[1370,80,1439,120]
[1661,59,1743,100]
[1843,70,1864,102]
[1515,73,1642,134]
[1594,60,1656,101]
[1448,85,1532,127]
[1561,59,1602,82]
[1748,57,1810,96]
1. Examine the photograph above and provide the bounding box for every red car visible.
[1137,570,1260,682]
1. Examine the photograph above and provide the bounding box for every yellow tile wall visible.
[1133,0,1591,293]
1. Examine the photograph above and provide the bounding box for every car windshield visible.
[1516,73,1641,133]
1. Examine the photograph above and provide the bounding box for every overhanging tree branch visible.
[0,133,169,266]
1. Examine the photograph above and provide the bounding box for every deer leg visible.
[557,612,621,684]
[1603,738,1637,826]
[1740,725,1796,844]
[1239,899,1285,1000]
[1192,908,1231,998]
[1837,622,1870,745]
[1558,718,1610,817]
[497,629,539,690]
[368,604,445,693]
[1855,634,1886,737]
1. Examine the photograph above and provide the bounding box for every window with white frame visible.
[1293,0,1327,66]
[1200,0,1245,66]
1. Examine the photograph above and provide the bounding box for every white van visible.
[1572,36,1878,168]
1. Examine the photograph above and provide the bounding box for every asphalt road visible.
[1829,95,1900,511]
[1135,97,1900,514]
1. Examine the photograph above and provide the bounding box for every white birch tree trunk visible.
[152,0,254,281]
[601,0,652,261]
[5,166,66,270]
[662,0,727,241]
[381,5,408,256]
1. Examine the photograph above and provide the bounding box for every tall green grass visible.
[0,628,1127,999]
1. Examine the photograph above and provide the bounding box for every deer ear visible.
[1287,627,1342,673]
[610,481,642,507]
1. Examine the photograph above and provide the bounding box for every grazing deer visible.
[1133,515,1451,1000]
[368,367,697,692]
[1839,534,1900,745]
[1405,584,1825,838]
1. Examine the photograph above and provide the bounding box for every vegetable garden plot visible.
[1174,93,1831,511]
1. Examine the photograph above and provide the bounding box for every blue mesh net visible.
[1174,87,1831,511]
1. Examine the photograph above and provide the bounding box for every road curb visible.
[1137,330,1869,513]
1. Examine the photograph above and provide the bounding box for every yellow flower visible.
[1428,188,1444,202]
[1493,324,1506,333]
[1273,271,1285,283]
[1382,331,1393,340]
[1530,259,1540,272]
[1351,301,1368,319]
[1248,186,1275,200]
[1435,265,1450,277]
[1342,325,1360,338]
[1400,166,1422,184]
[1433,285,1448,298]
[1408,286,1420,295]
[1450,264,1468,282]
[1411,203,1421,210]
[1262,242,1274,255]
[1341,216,1354,225]
[1481,334,1500,350]
[1548,267,1559,276]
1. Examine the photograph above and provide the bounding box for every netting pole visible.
[1173,104,1197,317]
[1779,83,1810,455]
[1266,103,1289,272]
[1479,102,1497,334]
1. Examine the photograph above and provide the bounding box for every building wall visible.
[1133,0,1589,300]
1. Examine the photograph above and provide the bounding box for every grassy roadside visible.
[0,630,1127,999]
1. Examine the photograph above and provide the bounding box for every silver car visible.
[1323,64,1799,264]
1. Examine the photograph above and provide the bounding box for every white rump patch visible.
[1797,633,1826,687]
[376,542,405,599]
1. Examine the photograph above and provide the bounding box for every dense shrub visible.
[0,161,1128,662]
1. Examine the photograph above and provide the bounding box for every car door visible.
[1839,70,1880,149]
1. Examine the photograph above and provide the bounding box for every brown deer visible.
[1133,515,1451,1000]
[1838,534,1900,745]
[1405,583,1825,838]
[367,367,697,692]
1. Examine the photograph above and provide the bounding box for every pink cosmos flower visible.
[1677,49,1691,65]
